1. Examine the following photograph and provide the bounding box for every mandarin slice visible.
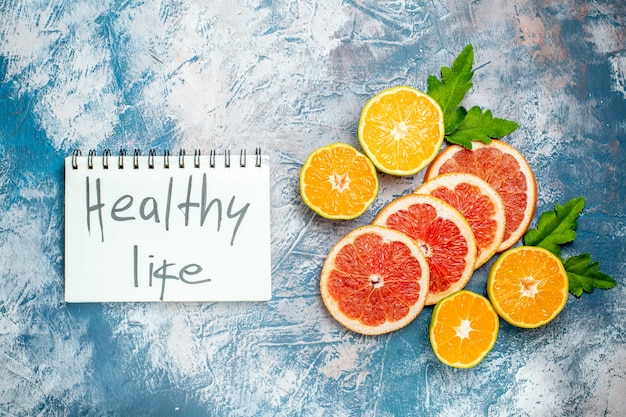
[487,246,569,328]
[430,290,499,368]
[358,86,444,176]
[300,143,378,220]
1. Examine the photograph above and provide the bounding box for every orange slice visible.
[425,140,537,251]
[320,225,430,335]
[429,290,499,368]
[415,173,506,269]
[373,194,477,305]
[300,143,378,219]
[487,246,569,328]
[358,86,444,176]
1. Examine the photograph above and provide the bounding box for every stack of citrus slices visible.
[301,86,569,368]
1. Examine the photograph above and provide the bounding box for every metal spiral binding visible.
[133,149,140,169]
[178,149,186,168]
[254,147,262,167]
[164,149,171,168]
[118,149,126,169]
[87,149,95,169]
[148,149,156,169]
[194,149,201,168]
[71,149,81,169]
[209,150,216,168]
[71,148,263,169]
[103,149,111,169]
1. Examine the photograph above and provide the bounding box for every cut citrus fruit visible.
[425,140,537,252]
[429,290,499,368]
[300,143,379,220]
[487,246,569,328]
[373,194,477,305]
[415,173,506,269]
[320,225,430,335]
[358,86,444,176]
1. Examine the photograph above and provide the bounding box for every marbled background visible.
[1,1,624,415]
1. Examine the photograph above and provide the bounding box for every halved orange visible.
[425,140,537,251]
[300,143,379,219]
[487,246,569,328]
[373,194,477,305]
[358,86,444,176]
[320,225,430,335]
[415,173,506,269]
[430,290,499,368]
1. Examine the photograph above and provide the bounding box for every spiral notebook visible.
[64,149,271,302]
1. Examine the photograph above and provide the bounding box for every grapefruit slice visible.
[425,140,537,251]
[373,194,477,305]
[320,225,430,335]
[487,246,569,328]
[358,86,445,176]
[415,173,506,269]
[429,290,499,368]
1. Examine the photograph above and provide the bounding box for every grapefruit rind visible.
[415,172,506,269]
[357,86,445,176]
[372,194,477,306]
[320,225,430,335]
[425,140,537,252]
[487,246,569,329]
[300,142,379,220]
[429,290,499,369]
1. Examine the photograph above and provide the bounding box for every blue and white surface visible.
[1,1,624,415]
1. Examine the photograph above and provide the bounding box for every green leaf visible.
[523,196,617,297]
[426,44,519,149]
[564,253,617,297]
[445,106,520,148]
[524,197,586,256]
[427,44,474,133]
[444,107,467,135]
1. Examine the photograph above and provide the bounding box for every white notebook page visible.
[64,151,271,302]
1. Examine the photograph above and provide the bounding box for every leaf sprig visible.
[427,44,519,149]
[523,197,617,297]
